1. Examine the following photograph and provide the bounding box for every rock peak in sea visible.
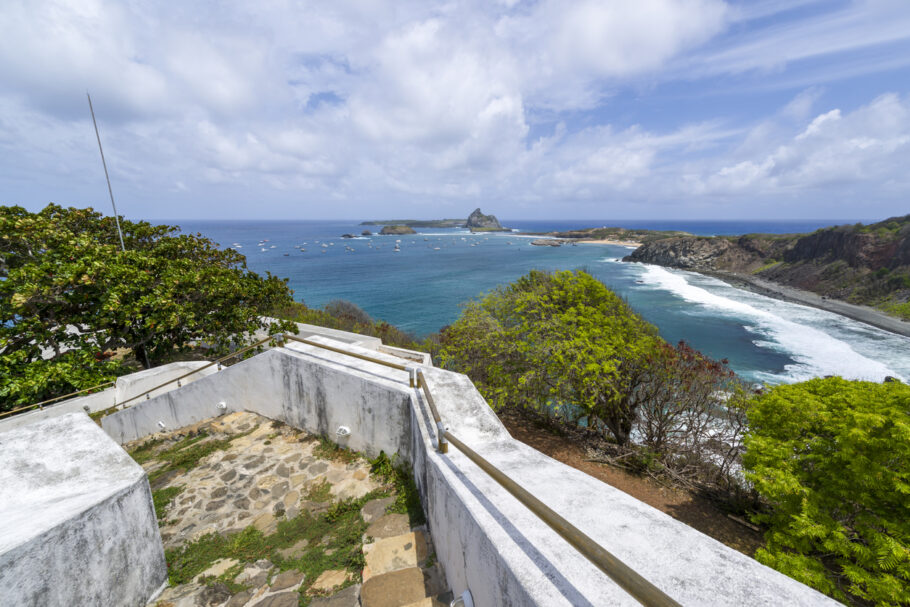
[464,208,503,230]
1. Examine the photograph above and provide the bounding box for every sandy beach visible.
[708,271,910,339]
[578,239,643,247]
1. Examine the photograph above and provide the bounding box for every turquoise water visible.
[177,219,910,385]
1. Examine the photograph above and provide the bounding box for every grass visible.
[313,436,361,464]
[369,452,426,526]
[305,479,332,502]
[164,490,389,604]
[129,426,258,483]
[152,485,184,520]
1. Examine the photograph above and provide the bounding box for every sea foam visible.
[636,264,907,383]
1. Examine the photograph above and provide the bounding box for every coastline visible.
[703,270,910,339]
[577,239,642,247]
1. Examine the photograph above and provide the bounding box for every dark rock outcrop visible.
[464,208,504,230]
[623,215,910,315]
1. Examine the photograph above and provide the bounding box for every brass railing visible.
[0,380,115,419]
[414,373,679,606]
[6,332,681,605]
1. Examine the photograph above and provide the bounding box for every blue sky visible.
[1,0,909,221]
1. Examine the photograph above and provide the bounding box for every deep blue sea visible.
[176,219,910,385]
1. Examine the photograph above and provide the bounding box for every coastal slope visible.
[624,215,910,330]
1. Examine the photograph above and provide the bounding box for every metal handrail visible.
[1,331,683,605]
[282,334,409,372]
[115,334,276,409]
[416,369,679,607]
[417,370,448,453]
[444,430,681,607]
[0,380,116,419]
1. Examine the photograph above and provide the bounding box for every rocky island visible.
[361,208,510,232]
[464,208,509,232]
[624,215,910,334]
[379,225,417,235]
[528,226,690,245]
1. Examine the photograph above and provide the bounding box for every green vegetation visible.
[744,378,910,605]
[882,300,910,320]
[129,428,255,483]
[438,269,749,498]
[0,204,295,412]
[274,300,420,350]
[359,218,465,227]
[165,491,388,603]
[152,486,184,520]
[369,451,426,526]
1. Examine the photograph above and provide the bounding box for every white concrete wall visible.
[0,360,219,435]
[98,339,839,607]
[0,413,166,606]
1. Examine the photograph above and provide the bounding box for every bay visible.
[176,219,910,385]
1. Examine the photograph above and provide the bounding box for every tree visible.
[743,377,910,605]
[438,269,661,444]
[0,204,295,411]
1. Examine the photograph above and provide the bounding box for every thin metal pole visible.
[87,92,126,252]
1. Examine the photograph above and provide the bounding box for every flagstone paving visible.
[130,411,449,607]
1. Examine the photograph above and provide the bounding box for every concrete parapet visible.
[97,338,839,607]
[0,360,218,435]
[0,412,166,606]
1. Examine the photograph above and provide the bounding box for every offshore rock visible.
[464,208,504,230]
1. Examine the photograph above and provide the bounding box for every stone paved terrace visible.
[130,411,449,607]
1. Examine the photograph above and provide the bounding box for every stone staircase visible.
[357,498,450,607]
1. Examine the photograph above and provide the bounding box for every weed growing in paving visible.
[152,486,184,520]
[129,426,258,483]
[164,489,389,602]
[305,478,332,502]
[313,436,361,464]
[369,451,425,526]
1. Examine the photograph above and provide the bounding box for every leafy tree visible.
[438,269,661,444]
[743,377,910,605]
[0,204,295,411]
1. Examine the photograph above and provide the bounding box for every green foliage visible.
[152,485,184,520]
[369,451,426,526]
[130,430,245,483]
[165,492,377,596]
[273,300,419,351]
[743,378,910,605]
[0,204,296,412]
[313,436,361,464]
[438,269,660,444]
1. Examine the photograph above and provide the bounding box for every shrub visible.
[743,377,910,605]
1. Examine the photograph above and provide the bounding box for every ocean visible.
[176,219,910,385]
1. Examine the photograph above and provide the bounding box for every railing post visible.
[437,422,449,454]
[406,366,418,388]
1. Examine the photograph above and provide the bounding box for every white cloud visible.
[700,93,910,194]
[0,0,908,219]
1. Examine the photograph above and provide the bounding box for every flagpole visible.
[87,92,127,252]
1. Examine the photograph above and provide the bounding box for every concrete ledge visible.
[0,360,218,434]
[96,339,839,606]
[0,413,166,606]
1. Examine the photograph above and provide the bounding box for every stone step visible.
[361,567,437,607]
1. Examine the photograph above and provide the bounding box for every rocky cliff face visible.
[464,208,503,229]
[624,216,910,316]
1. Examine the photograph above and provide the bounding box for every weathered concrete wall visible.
[114,360,218,403]
[0,413,166,606]
[0,360,219,435]
[98,339,839,607]
[103,340,414,459]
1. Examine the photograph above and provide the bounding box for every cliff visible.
[624,216,910,320]
[464,208,507,231]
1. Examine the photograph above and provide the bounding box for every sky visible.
[1,0,909,221]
